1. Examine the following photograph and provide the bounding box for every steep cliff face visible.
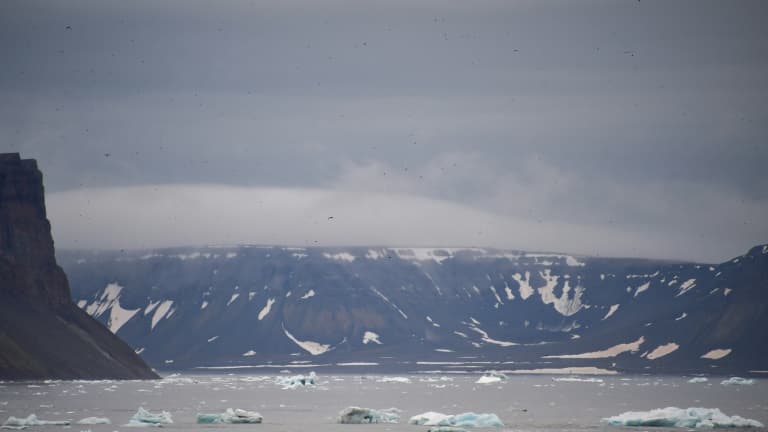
[0,153,158,379]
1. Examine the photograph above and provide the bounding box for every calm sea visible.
[1,373,766,431]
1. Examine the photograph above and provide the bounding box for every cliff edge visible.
[0,153,158,379]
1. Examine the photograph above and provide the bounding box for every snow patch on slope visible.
[602,304,620,320]
[258,298,276,320]
[362,331,382,345]
[283,325,331,355]
[543,336,644,359]
[701,349,732,360]
[538,270,584,316]
[645,343,679,360]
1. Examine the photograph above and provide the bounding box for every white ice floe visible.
[196,409,262,424]
[687,377,709,383]
[338,407,400,424]
[721,377,755,386]
[552,377,603,383]
[377,377,411,384]
[362,331,382,345]
[2,414,70,429]
[475,376,502,385]
[275,372,317,389]
[701,349,732,360]
[602,407,763,428]
[77,417,110,425]
[476,371,507,384]
[409,412,504,428]
[506,367,617,375]
[124,407,173,427]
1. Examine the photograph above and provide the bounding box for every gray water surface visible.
[1,374,766,431]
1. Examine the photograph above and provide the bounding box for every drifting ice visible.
[77,416,111,424]
[124,407,173,427]
[196,408,263,424]
[721,377,755,386]
[377,376,411,384]
[275,371,317,389]
[409,411,504,428]
[553,377,603,383]
[338,407,401,424]
[1,414,70,429]
[602,407,763,428]
[476,371,507,384]
[687,377,709,383]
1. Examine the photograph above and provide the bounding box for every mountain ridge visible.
[60,242,768,375]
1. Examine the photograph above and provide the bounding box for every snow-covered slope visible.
[59,244,768,374]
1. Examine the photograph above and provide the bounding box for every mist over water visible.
[1,373,766,431]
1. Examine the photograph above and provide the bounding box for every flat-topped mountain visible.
[60,242,768,374]
[0,153,157,379]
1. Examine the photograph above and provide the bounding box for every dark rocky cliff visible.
[0,153,158,379]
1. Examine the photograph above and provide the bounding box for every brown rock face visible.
[0,153,158,379]
[0,153,70,306]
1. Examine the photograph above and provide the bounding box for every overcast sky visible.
[1,0,767,262]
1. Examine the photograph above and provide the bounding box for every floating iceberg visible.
[196,408,263,424]
[687,377,709,383]
[409,412,504,428]
[2,414,70,429]
[721,377,755,386]
[77,416,111,424]
[275,371,317,389]
[338,407,400,424]
[124,407,173,427]
[602,407,763,428]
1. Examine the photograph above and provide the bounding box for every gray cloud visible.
[1,0,767,262]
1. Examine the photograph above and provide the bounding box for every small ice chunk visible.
[275,372,318,389]
[124,407,173,427]
[602,407,763,428]
[77,417,111,424]
[476,371,507,384]
[2,414,70,428]
[721,377,755,386]
[409,412,504,428]
[688,377,709,383]
[338,407,400,424]
[196,408,262,424]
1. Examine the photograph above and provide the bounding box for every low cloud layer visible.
[3,0,767,262]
